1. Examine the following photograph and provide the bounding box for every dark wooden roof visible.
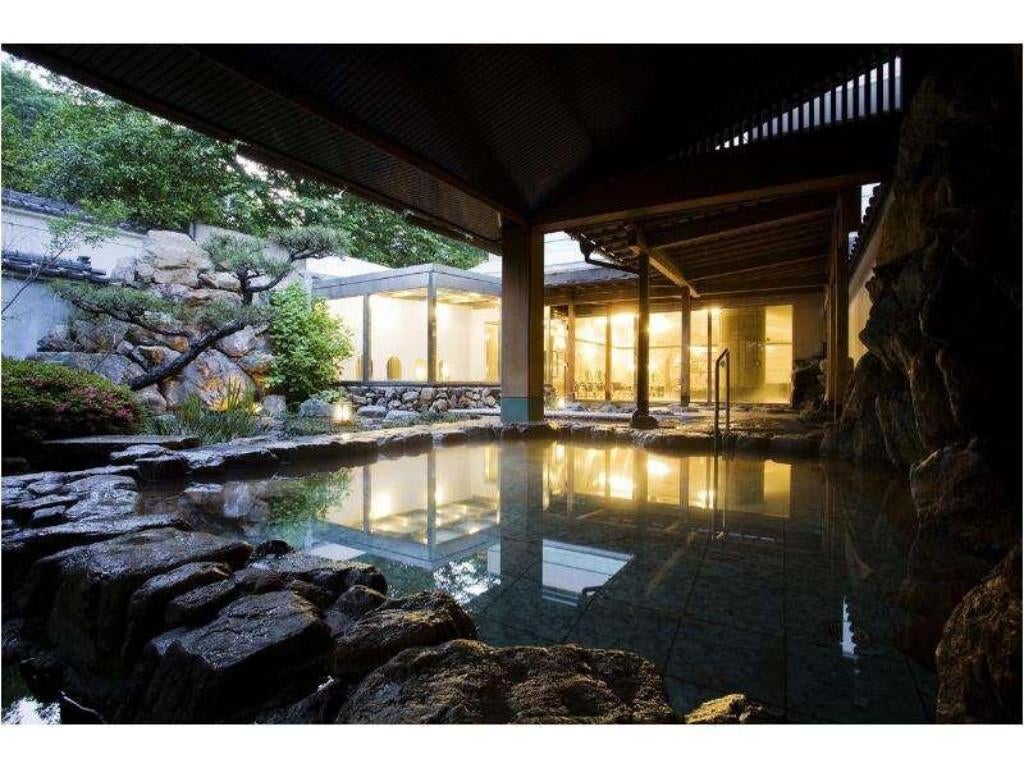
[7,44,909,258]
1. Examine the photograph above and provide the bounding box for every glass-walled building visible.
[316,264,502,385]
[314,257,817,405]
[546,301,799,405]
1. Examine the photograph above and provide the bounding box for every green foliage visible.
[268,225,347,260]
[261,469,354,547]
[266,284,353,404]
[0,357,144,445]
[148,383,262,445]
[2,55,486,268]
[280,415,356,437]
[52,280,270,335]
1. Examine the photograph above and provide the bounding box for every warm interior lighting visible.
[371,492,393,520]
[695,489,716,508]
[332,401,353,423]
[650,314,671,334]
[647,457,672,478]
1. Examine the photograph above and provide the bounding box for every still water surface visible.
[3,442,937,723]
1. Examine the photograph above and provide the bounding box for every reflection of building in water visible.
[308,445,503,569]
[302,443,793,579]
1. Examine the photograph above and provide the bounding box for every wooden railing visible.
[680,49,903,157]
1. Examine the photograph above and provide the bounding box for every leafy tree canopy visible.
[1,56,487,270]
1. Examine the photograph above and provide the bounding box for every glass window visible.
[690,304,793,403]
[436,289,501,382]
[369,289,428,382]
[609,312,635,402]
[327,296,364,380]
[574,314,607,401]
[649,311,682,403]
[546,307,567,398]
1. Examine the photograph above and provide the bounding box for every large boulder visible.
[339,639,675,724]
[910,441,1019,560]
[330,590,476,680]
[935,546,1021,723]
[145,230,213,272]
[28,352,145,388]
[124,591,331,723]
[160,348,255,408]
[684,693,783,724]
[215,326,258,358]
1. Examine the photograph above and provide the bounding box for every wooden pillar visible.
[631,252,657,429]
[827,189,857,416]
[680,292,691,406]
[500,224,545,423]
[604,307,612,402]
[566,301,576,402]
[427,270,438,383]
[706,309,713,405]
[362,294,372,382]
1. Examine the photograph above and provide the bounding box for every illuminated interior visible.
[544,303,794,404]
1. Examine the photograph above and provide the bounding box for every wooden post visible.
[604,307,612,402]
[500,224,545,423]
[827,188,858,416]
[631,251,657,429]
[566,301,576,402]
[362,294,372,382]
[427,270,438,383]
[706,309,713,405]
[680,292,691,406]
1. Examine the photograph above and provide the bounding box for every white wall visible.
[2,205,147,359]
[3,205,146,276]
[369,294,428,381]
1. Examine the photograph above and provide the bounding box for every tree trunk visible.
[128,319,247,391]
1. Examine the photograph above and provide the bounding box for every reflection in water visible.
[137,441,935,723]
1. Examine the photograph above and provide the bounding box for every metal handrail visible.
[714,348,731,442]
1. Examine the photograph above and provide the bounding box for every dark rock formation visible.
[340,639,675,724]
[2,513,189,587]
[684,693,784,724]
[330,590,477,680]
[935,546,1022,723]
[122,561,232,661]
[829,49,1021,720]
[23,528,251,673]
[124,591,331,723]
[249,551,387,598]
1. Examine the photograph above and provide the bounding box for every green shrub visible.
[148,383,262,445]
[1,357,144,444]
[265,283,353,404]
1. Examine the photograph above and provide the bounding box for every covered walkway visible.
[8,44,916,425]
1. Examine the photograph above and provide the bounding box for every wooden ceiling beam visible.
[626,226,700,298]
[535,116,898,232]
[643,194,834,249]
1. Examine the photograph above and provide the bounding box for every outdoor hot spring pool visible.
[4,441,939,723]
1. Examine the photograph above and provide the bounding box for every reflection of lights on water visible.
[554,444,566,461]
[371,492,392,519]
[841,597,858,659]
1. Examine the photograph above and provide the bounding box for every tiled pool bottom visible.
[139,441,936,723]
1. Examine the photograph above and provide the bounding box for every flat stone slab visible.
[42,435,201,450]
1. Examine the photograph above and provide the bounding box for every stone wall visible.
[826,48,1021,721]
[342,384,500,416]
[29,230,275,413]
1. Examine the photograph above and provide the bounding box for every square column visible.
[680,291,691,406]
[566,301,576,402]
[631,251,658,429]
[427,271,438,383]
[501,224,545,423]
